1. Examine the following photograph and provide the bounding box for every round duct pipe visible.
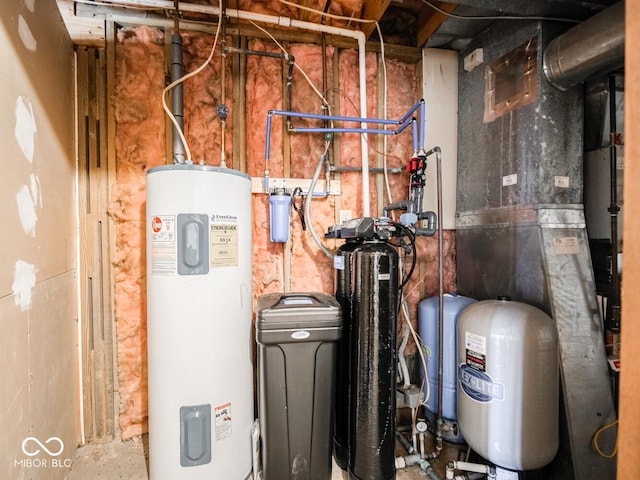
[543,1,624,91]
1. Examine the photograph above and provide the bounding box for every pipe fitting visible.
[421,458,444,480]
[397,455,444,480]
[446,461,456,480]
[447,460,493,479]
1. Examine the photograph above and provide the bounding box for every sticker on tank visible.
[458,364,504,403]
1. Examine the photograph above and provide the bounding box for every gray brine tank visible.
[457,297,559,471]
[257,292,342,480]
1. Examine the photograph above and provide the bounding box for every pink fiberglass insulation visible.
[287,43,337,291]
[246,39,287,295]
[237,0,363,28]
[111,25,166,439]
[181,32,235,167]
[110,25,455,438]
[287,43,335,179]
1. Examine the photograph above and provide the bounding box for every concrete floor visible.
[66,433,464,480]
[66,436,149,480]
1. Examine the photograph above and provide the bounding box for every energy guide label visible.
[215,403,232,441]
[150,215,177,275]
[210,221,239,268]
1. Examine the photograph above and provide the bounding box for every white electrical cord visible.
[398,318,412,388]
[305,142,334,259]
[276,0,394,209]
[248,20,333,114]
[419,0,580,23]
[400,293,430,410]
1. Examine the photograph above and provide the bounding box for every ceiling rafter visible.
[417,1,457,47]
[58,0,453,49]
[360,0,391,40]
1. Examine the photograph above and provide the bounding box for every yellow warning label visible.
[210,224,238,268]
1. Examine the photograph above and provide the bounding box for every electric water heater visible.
[146,164,254,479]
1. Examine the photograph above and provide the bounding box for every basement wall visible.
[110,26,456,439]
[0,3,77,480]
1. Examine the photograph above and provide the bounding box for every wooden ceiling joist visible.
[416,1,457,47]
[360,0,392,39]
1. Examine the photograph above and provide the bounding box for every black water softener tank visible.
[332,239,361,470]
[335,238,399,480]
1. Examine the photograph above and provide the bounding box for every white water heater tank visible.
[457,297,559,471]
[146,164,254,479]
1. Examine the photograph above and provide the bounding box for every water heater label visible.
[210,221,239,268]
[150,215,177,275]
[458,364,504,403]
[214,403,232,441]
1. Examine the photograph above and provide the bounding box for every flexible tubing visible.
[305,149,333,259]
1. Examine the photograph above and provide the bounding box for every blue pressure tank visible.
[418,294,476,443]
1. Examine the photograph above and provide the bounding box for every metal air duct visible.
[543,1,624,91]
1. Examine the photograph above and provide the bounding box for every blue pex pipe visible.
[269,109,402,124]
[419,100,426,152]
[291,127,404,135]
[263,99,427,189]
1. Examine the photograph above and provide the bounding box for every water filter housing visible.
[457,298,559,471]
[269,189,291,242]
[146,164,254,480]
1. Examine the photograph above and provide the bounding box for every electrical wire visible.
[392,220,421,415]
[278,0,373,27]
[399,292,430,412]
[393,220,430,432]
[161,11,222,164]
[390,221,416,289]
[394,232,447,413]
[72,0,163,11]
[305,141,334,259]
[277,0,395,212]
[395,237,431,431]
[419,0,580,23]
[248,20,333,115]
[593,419,619,458]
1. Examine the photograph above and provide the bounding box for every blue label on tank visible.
[458,364,504,403]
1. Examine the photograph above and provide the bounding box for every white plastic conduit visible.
[95,0,372,216]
